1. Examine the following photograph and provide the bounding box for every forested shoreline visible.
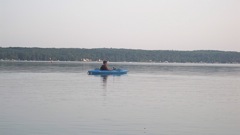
[0,47,240,63]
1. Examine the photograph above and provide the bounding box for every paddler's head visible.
[103,60,108,65]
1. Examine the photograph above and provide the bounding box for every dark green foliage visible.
[0,47,240,63]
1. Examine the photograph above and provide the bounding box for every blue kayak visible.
[88,69,128,75]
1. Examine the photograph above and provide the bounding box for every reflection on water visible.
[97,74,127,90]
[101,75,108,90]
[0,61,240,135]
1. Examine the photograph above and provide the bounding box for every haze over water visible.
[0,61,240,135]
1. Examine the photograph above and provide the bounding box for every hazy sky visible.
[1,0,239,51]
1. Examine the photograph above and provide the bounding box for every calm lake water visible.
[0,61,240,135]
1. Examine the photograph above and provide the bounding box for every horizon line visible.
[1,46,240,53]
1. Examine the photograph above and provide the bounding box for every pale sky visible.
[0,0,240,51]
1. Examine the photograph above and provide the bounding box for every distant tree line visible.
[0,47,240,63]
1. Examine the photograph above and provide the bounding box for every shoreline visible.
[1,59,240,65]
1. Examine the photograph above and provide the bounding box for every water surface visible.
[0,61,240,135]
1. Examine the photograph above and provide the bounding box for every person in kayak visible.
[100,60,115,70]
